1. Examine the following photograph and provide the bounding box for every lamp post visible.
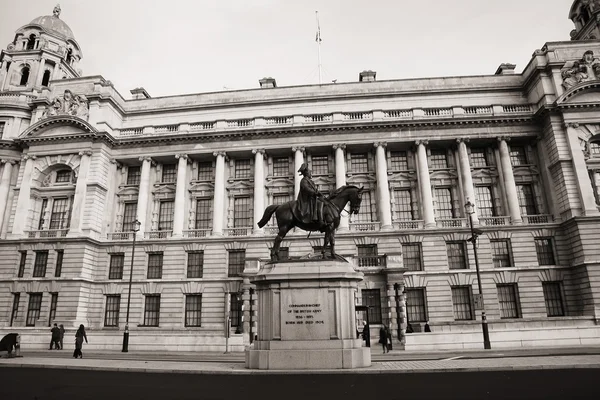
[465,201,491,350]
[235,291,243,334]
[122,219,141,353]
[249,288,255,344]
[393,283,402,341]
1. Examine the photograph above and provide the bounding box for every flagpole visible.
[315,11,322,84]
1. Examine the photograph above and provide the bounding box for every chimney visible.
[259,77,277,88]
[495,63,516,75]
[130,87,151,99]
[359,70,377,82]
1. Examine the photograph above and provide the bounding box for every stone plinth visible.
[245,259,371,370]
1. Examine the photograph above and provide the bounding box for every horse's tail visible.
[257,205,279,228]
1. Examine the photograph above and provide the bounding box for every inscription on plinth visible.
[281,289,329,340]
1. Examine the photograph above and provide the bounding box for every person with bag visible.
[73,324,88,358]
[379,326,389,353]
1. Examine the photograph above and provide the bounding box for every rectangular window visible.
[10,293,20,326]
[161,163,177,183]
[355,190,374,223]
[535,238,556,265]
[17,251,26,277]
[127,166,141,185]
[350,153,369,173]
[228,250,246,277]
[32,251,48,277]
[233,196,252,227]
[187,252,204,278]
[590,142,600,156]
[185,295,202,327]
[55,170,72,183]
[122,202,138,232]
[49,198,70,229]
[38,198,48,229]
[278,247,290,260]
[470,148,489,168]
[104,295,121,327]
[54,250,64,277]
[475,186,496,218]
[389,151,409,171]
[542,282,565,317]
[451,286,473,321]
[510,146,528,166]
[273,157,290,177]
[357,244,379,267]
[406,288,427,322]
[194,198,212,229]
[402,243,423,271]
[26,293,42,326]
[230,293,241,327]
[197,161,213,181]
[0,122,4,139]
[311,155,329,176]
[48,293,58,326]
[235,159,252,179]
[446,242,468,270]
[435,188,455,219]
[361,289,382,324]
[516,184,537,215]
[147,253,163,279]
[157,200,174,231]
[143,295,161,326]
[491,239,512,268]
[429,149,448,169]
[109,253,125,279]
[394,189,414,220]
[497,284,520,319]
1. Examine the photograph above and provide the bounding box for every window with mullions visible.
[389,151,409,171]
[162,164,177,183]
[122,203,138,232]
[17,251,27,277]
[197,162,213,181]
[590,141,600,156]
[233,197,252,227]
[491,239,512,268]
[228,250,245,277]
[535,238,556,265]
[497,284,521,319]
[470,148,489,168]
[158,200,174,231]
[104,295,120,327]
[451,286,473,320]
[446,242,468,270]
[509,146,528,166]
[48,293,58,326]
[38,198,48,229]
[10,293,20,326]
[55,169,73,183]
[230,293,241,327]
[350,153,369,173]
[187,252,204,278]
[475,186,496,217]
[147,253,163,279]
[54,250,64,277]
[143,295,161,326]
[0,122,5,139]
[354,191,374,223]
[542,282,565,317]
[185,295,202,327]
[357,245,379,267]
[49,198,71,229]
[127,166,141,185]
[361,289,382,324]
[516,184,537,215]
[311,155,329,176]
[26,293,42,326]
[235,159,252,179]
[195,198,212,229]
[435,188,455,219]
[272,157,290,177]
[108,254,125,279]
[406,288,427,322]
[394,189,414,220]
[402,243,423,271]
[429,150,448,169]
[32,251,48,277]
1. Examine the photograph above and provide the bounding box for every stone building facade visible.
[1,3,600,351]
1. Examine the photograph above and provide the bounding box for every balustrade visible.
[107,232,134,240]
[479,216,510,226]
[522,214,553,224]
[357,255,387,268]
[393,220,424,230]
[349,222,381,232]
[145,230,173,239]
[436,218,468,228]
[224,227,252,237]
[182,229,211,238]
[26,229,69,238]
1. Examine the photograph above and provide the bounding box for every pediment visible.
[429,170,458,180]
[557,81,600,106]
[312,176,334,186]
[346,174,376,185]
[265,178,294,188]
[152,184,176,194]
[227,180,253,191]
[20,116,98,140]
[189,182,215,192]
[513,166,538,176]
[388,171,416,182]
[471,168,497,179]
[117,185,140,196]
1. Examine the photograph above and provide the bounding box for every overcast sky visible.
[0,0,576,98]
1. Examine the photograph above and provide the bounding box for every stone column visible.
[497,138,523,224]
[457,139,479,224]
[415,141,435,228]
[292,147,305,199]
[374,142,393,230]
[68,150,92,235]
[333,144,349,231]
[0,159,17,232]
[212,152,227,236]
[136,156,153,236]
[12,154,36,235]
[36,58,46,86]
[253,149,266,234]
[566,124,600,216]
[172,153,189,237]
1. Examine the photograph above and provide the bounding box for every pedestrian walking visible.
[73,324,88,358]
[49,323,60,350]
[379,326,389,353]
[385,325,393,352]
[59,324,65,350]
[362,322,370,348]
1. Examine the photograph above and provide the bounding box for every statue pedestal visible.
[245,259,371,370]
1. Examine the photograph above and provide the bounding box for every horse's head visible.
[349,186,365,215]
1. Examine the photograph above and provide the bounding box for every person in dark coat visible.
[59,324,65,350]
[424,321,432,332]
[73,324,88,358]
[385,325,393,352]
[362,322,370,348]
[0,333,18,355]
[406,323,414,333]
[49,323,60,350]
[379,326,389,353]
[295,163,323,224]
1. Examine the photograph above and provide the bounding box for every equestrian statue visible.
[257,162,364,261]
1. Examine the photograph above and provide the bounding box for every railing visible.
[479,216,510,226]
[464,106,492,114]
[120,127,144,136]
[437,218,468,228]
[265,116,292,125]
[264,226,279,235]
[304,114,332,123]
[26,229,69,238]
[189,122,215,131]
[343,112,372,121]
[107,232,134,240]
[394,220,424,230]
[383,109,412,119]
[182,229,211,238]
[224,227,252,237]
[154,124,178,134]
[349,222,381,232]
[357,255,387,268]
[0,92,36,102]
[522,214,553,224]
[145,230,173,239]
[502,105,531,113]
[227,119,253,128]
[424,108,452,117]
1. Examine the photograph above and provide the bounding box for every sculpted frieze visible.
[42,89,89,121]
[561,50,600,90]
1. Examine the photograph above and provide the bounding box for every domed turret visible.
[29,5,76,41]
[569,0,600,40]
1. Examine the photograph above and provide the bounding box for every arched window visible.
[26,34,36,50]
[581,8,591,25]
[590,140,600,157]
[66,48,73,64]
[41,70,51,86]
[19,66,30,86]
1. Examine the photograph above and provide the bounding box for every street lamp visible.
[464,201,491,350]
[393,283,402,341]
[235,291,243,334]
[122,219,141,353]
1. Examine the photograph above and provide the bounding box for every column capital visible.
[213,151,227,158]
[415,140,429,146]
[456,138,470,144]
[21,154,37,161]
[292,146,305,153]
[252,148,266,156]
[139,156,155,165]
[565,122,580,129]
[1,159,19,165]
[332,144,346,150]
[373,142,387,148]
[109,159,123,169]
[175,153,189,160]
[496,136,511,143]
[78,150,93,157]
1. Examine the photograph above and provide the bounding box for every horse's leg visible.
[321,231,328,258]
[330,230,336,258]
[272,223,292,262]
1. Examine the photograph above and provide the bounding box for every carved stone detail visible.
[42,89,89,121]
[561,50,600,89]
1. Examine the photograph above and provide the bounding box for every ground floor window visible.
[542,282,565,317]
[451,286,473,321]
[104,295,121,327]
[143,295,161,326]
[185,295,202,327]
[48,293,58,326]
[361,289,382,324]
[405,288,427,322]
[10,293,20,326]
[26,293,43,326]
[497,284,521,319]
[230,293,242,328]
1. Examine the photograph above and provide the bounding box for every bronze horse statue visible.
[257,185,365,261]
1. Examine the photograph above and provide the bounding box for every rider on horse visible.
[296,162,325,225]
